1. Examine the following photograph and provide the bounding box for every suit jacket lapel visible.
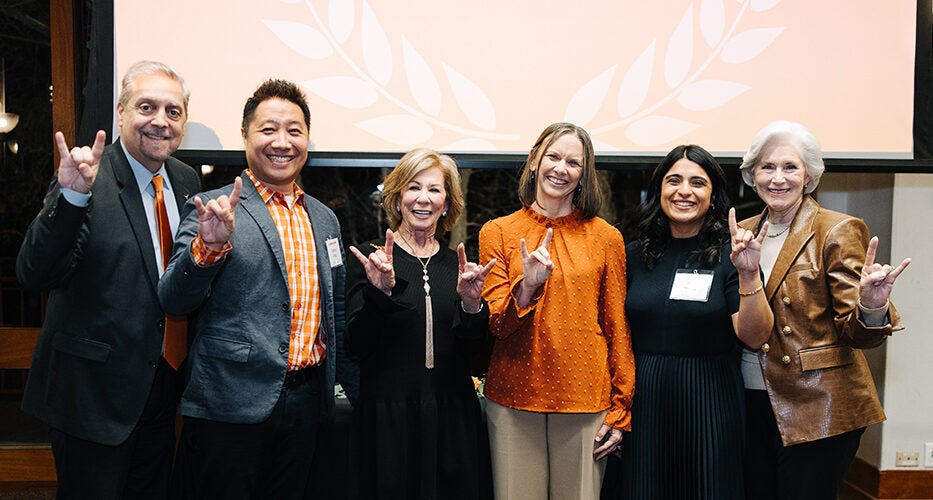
[112,139,162,294]
[238,172,290,285]
[166,159,196,208]
[762,196,818,301]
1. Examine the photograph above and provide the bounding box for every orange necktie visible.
[152,174,187,370]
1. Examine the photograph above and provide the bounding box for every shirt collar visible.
[245,169,305,206]
[121,140,171,194]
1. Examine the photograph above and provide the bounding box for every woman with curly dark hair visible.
[604,144,772,499]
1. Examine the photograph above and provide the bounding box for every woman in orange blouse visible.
[479,122,634,500]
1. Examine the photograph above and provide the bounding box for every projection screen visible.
[114,0,917,159]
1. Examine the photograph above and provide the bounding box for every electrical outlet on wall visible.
[896,451,920,467]
[924,443,933,468]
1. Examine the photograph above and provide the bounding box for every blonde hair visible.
[382,148,464,233]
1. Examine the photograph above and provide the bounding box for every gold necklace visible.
[397,230,436,257]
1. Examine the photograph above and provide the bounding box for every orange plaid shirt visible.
[192,170,324,371]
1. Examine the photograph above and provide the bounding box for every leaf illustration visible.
[302,77,378,109]
[402,37,442,117]
[361,1,392,85]
[328,0,354,43]
[625,115,698,146]
[677,79,750,111]
[617,41,656,119]
[664,6,694,88]
[356,115,434,146]
[564,66,616,126]
[720,27,784,64]
[262,20,334,59]
[750,0,781,12]
[591,139,620,152]
[443,64,497,131]
[700,0,725,48]
[442,138,498,151]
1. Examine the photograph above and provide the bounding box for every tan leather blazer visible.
[740,196,903,446]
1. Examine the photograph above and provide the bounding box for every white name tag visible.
[325,237,343,268]
[669,269,714,302]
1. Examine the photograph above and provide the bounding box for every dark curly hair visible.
[633,144,731,270]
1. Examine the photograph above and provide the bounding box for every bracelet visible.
[461,301,484,314]
[738,283,763,297]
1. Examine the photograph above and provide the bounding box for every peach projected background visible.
[114,0,916,157]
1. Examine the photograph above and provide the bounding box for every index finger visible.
[540,227,554,250]
[520,238,529,259]
[457,243,467,273]
[54,131,70,159]
[228,177,243,210]
[91,130,107,161]
[728,208,738,238]
[864,237,879,269]
[384,229,395,263]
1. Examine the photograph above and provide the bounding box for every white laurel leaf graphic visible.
[328,0,354,43]
[564,66,617,126]
[402,37,442,117]
[302,77,378,109]
[664,5,694,88]
[700,0,725,48]
[617,41,656,119]
[720,27,784,64]
[443,64,497,131]
[750,0,781,12]
[591,139,620,152]
[262,20,334,59]
[356,114,434,146]
[361,1,392,85]
[625,115,699,146]
[442,138,498,151]
[677,79,750,111]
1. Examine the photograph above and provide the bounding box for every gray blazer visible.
[17,140,201,446]
[159,171,345,423]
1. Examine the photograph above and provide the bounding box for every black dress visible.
[345,240,493,500]
[603,236,745,499]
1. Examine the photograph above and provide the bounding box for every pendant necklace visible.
[399,231,437,369]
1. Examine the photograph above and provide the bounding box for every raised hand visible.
[349,228,396,295]
[195,176,242,250]
[56,130,106,194]
[456,243,496,312]
[520,228,554,292]
[729,208,768,274]
[859,236,910,309]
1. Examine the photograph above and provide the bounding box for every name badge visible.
[325,237,343,268]
[669,269,714,302]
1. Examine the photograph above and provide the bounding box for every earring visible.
[530,170,536,181]
[575,185,582,195]
[442,211,447,217]
[396,204,401,213]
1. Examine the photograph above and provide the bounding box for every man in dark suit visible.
[159,79,346,499]
[16,61,201,499]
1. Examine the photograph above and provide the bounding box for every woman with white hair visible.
[738,120,911,499]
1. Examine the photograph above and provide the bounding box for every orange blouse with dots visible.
[479,207,635,430]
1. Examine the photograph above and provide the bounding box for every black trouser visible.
[744,389,864,500]
[170,365,326,500]
[50,357,179,500]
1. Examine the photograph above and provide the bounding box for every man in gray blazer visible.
[17,61,200,499]
[159,79,346,499]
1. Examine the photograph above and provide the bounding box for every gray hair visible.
[118,60,190,110]
[739,120,825,194]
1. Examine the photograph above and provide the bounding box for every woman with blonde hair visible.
[346,148,495,499]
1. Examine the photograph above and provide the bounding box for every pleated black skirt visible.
[603,352,745,500]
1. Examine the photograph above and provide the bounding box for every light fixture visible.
[200,164,215,175]
[0,58,19,135]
